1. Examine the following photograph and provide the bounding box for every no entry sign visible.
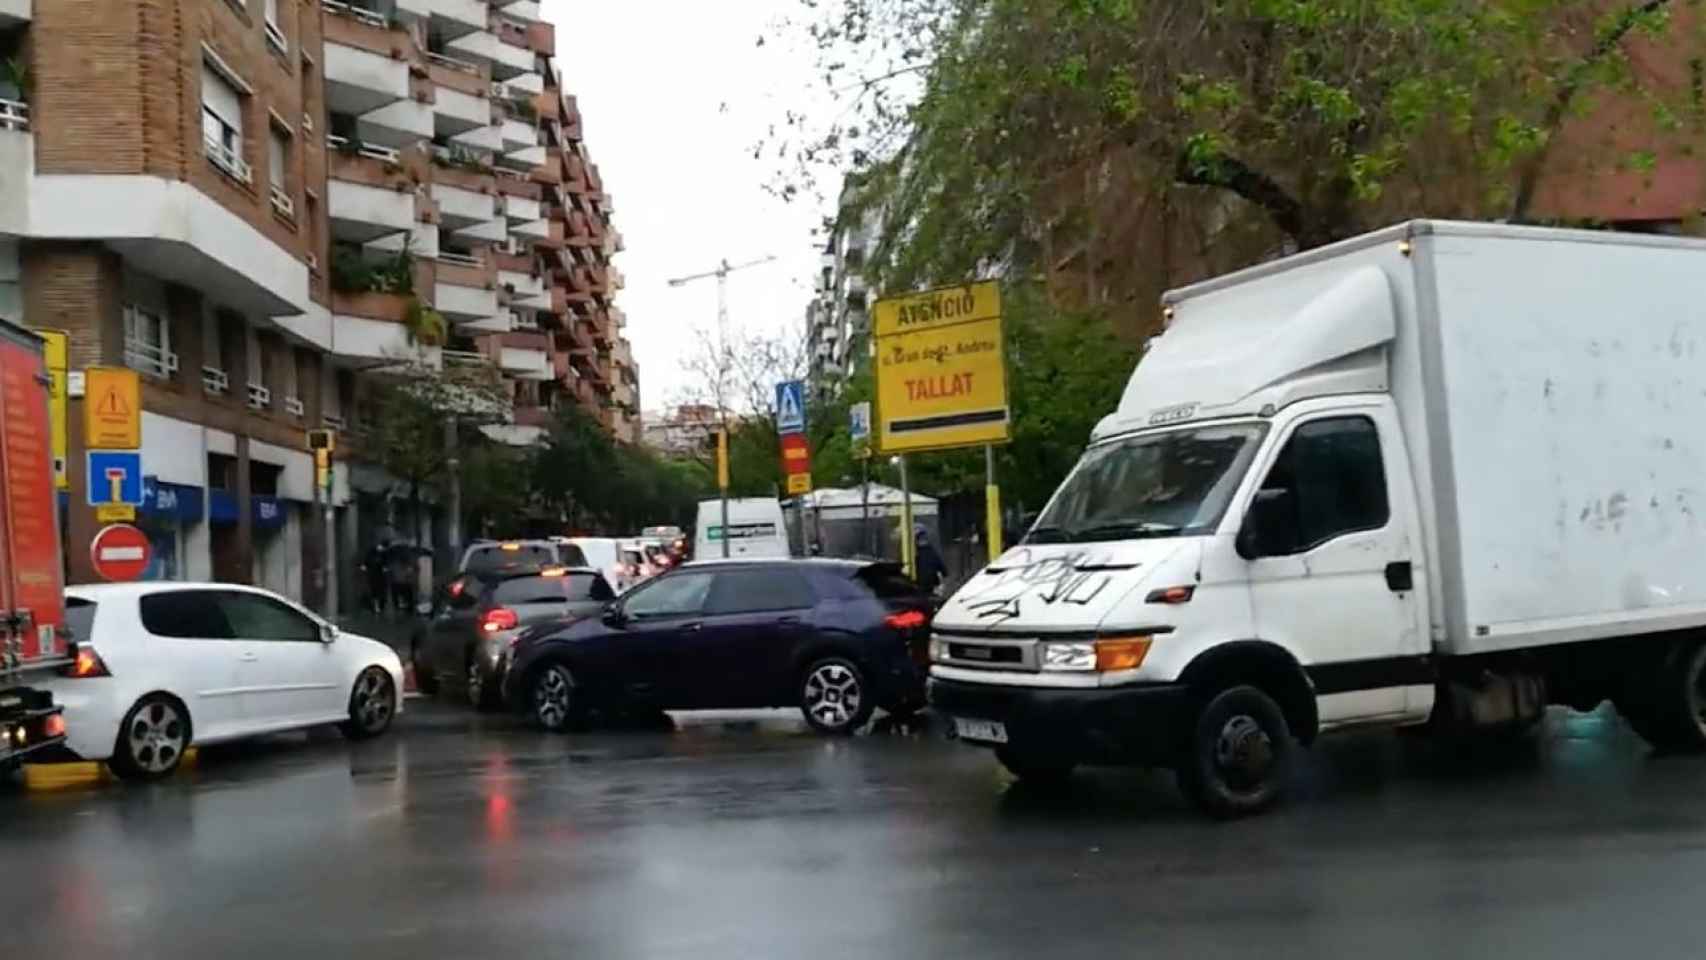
[90,523,151,582]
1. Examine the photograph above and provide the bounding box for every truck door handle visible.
[682,622,702,633]
[1385,561,1413,593]
[239,651,259,662]
[778,616,800,625]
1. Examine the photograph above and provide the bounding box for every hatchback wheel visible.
[109,694,190,781]
[340,667,396,739]
[801,657,873,735]
[531,663,576,732]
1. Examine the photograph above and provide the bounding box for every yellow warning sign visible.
[95,504,137,523]
[786,473,811,495]
[83,366,141,449]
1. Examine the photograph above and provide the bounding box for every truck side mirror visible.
[1236,488,1294,560]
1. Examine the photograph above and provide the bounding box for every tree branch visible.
[1174,147,1306,242]
[1511,0,1675,221]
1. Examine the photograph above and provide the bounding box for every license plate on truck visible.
[953,718,1008,744]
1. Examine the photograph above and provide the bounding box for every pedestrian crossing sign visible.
[775,380,806,434]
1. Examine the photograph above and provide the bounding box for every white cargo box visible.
[1148,222,1706,657]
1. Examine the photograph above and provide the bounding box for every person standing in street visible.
[914,524,948,597]
[386,540,419,618]
[364,539,390,615]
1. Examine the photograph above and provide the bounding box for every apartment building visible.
[805,181,880,397]
[0,0,634,610]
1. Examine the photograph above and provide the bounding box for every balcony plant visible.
[330,244,415,295]
[403,297,447,346]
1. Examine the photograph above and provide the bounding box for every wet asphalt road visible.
[10,700,1706,959]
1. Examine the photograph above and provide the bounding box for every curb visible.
[23,748,200,790]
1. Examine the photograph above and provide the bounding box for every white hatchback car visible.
[43,582,405,780]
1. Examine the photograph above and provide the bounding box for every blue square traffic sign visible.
[776,379,806,434]
[87,450,144,506]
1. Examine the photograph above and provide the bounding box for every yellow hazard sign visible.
[35,329,68,489]
[84,366,141,449]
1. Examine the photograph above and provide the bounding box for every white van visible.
[695,498,789,560]
[930,221,1706,817]
[559,537,631,592]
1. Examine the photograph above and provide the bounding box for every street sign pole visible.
[860,459,870,557]
[717,426,730,558]
[985,444,1002,562]
[898,455,914,579]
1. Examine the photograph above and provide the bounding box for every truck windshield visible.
[1027,423,1268,543]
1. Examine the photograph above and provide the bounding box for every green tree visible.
[364,362,510,546]
[777,0,1702,301]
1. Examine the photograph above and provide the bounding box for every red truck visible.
[0,318,68,771]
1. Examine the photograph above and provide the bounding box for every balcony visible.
[435,260,499,324]
[430,78,490,139]
[497,192,540,222]
[327,138,417,242]
[424,0,486,39]
[448,26,535,81]
[493,72,543,99]
[322,5,410,119]
[499,269,551,311]
[0,0,30,25]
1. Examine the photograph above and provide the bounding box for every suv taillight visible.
[64,645,111,678]
[481,608,519,633]
[884,610,928,631]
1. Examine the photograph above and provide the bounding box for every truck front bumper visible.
[928,677,1191,767]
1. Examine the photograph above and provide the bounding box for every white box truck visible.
[929,220,1706,816]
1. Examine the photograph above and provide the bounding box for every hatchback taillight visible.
[64,645,111,678]
[481,608,519,633]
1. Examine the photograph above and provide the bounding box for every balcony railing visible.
[0,98,29,133]
[204,134,252,184]
[322,0,387,29]
[247,382,272,410]
[123,336,179,381]
[202,366,230,396]
[426,50,481,75]
[326,134,400,164]
[270,186,295,219]
[441,349,492,367]
[283,396,306,418]
[437,251,482,268]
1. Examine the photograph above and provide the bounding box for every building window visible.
[264,0,288,56]
[123,305,178,380]
[201,61,251,184]
[268,125,294,219]
[245,326,271,411]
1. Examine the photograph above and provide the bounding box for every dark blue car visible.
[501,559,933,735]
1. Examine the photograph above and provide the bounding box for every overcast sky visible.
[544,0,835,414]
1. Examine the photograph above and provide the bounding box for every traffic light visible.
[307,428,336,452]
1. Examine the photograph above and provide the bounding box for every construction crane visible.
[665,254,779,339]
[666,254,778,557]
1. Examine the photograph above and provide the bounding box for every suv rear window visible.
[493,573,609,605]
[855,564,925,599]
[465,544,556,573]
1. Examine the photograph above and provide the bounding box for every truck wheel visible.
[995,746,1075,785]
[1177,685,1294,818]
[1632,640,1706,752]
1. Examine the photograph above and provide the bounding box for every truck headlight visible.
[1041,642,1096,672]
[929,637,949,663]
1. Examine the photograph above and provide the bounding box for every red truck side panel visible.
[0,323,68,667]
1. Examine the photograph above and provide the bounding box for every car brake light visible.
[44,713,67,739]
[65,645,111,678]
[481,608,519,633]
[885,610,928,630]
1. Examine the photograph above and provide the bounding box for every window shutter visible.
[201,62,242,131]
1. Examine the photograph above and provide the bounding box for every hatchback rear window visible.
[65,598,97,645]
[493,573,608,605]
[465,544,556,573]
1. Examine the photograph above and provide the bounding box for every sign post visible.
[36,329,68,490]
[716,427,730,558]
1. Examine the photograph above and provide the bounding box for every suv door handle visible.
[777,616,801,625]
[1385,561,1413,593]
[681,622,702,633]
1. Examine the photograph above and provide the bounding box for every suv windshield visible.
[1028,423,1268,543]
